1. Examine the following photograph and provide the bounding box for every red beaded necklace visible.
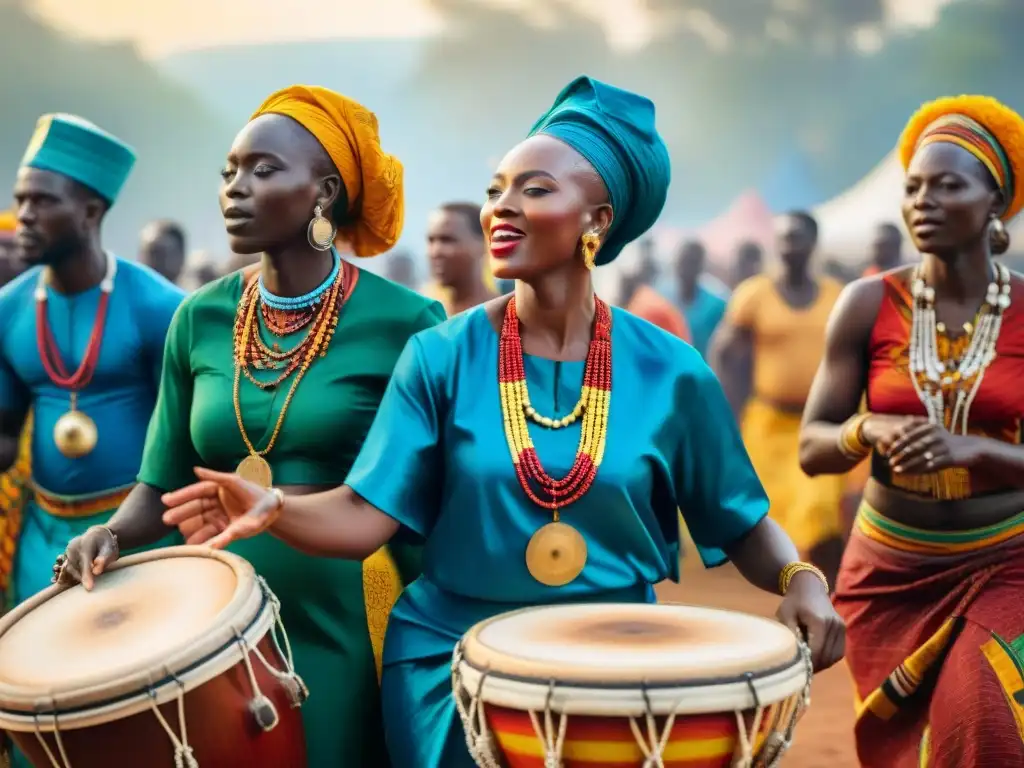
[35,253,114,391]
[498,296,612,510]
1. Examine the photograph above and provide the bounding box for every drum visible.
[452,603,812,768]
[0,547,307,768]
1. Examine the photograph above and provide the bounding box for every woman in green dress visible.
[58,85,445,766]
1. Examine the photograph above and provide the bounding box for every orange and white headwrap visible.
[898,95,1024,221]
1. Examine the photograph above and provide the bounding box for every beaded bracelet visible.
[779,561,829,596]
[836,412,872,460]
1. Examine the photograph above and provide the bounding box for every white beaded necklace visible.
[908,261,1011,435]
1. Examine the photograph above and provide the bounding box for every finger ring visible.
[924,451,934,461]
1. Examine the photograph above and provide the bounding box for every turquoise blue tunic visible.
[345,304,769,767]
[0,258,184,605]
[678,282,729,358]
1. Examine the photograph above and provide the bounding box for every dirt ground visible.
[655,552,858,768]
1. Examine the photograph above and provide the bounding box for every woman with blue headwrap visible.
[159,77,844,766]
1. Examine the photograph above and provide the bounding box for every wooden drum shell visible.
[9,631,306,768]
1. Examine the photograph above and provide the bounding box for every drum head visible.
[462,603,799,685]
[0,547,264,720]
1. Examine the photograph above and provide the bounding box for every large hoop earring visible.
[989,215,1010,256]
[307,204,336,251]
[580,232,600,270]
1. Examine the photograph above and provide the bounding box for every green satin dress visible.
[137,264,445,766]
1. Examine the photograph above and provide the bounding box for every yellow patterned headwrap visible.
[251,85,404,257]
[898,95,1024,221]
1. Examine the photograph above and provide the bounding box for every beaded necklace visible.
[498,295,612,586]
[231,256,347,487]
[902,262,1011,499]
[257,250,340,336]
[35,251,116,459]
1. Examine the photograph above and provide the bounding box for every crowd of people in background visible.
[0,191,910,590]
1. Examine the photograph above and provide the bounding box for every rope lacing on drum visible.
[759,637,814,768]
[527,680,568,768]
[730,673,765,768]
[31,708,73,768]
[450,643,502,768]
[626,683,680,768]
[146,678,199,768]
[247,576,309,708]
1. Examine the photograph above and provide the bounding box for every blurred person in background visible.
[671,239,727,357]
[619,262,689,340]
[425,201,495,315]
[863,221,904,277]
[384,249,419,290]
[138,218,187,285]
[733,240,764,286]
[0,210,22,288]
[711,211,845,585]
[178,250,221,292]
[0,208,29,616]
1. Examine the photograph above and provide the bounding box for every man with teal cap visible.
[0,114,183,697]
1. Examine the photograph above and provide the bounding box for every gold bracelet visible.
[836,412,872,460]
[779,561,829,595]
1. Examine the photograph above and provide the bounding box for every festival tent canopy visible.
[650,190,775,267]
[813,150,906,263]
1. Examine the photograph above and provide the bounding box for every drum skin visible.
[486,703,781,768]
[9,633,306,768]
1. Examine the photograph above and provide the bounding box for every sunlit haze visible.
[30,0,951,59]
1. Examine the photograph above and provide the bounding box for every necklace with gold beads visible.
[231,253,347,487]
[498,295,612,586]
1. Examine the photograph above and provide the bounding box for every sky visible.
[29,0,954,59]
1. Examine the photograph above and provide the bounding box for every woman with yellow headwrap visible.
[58,86,445,766]
[800,95,1024,765]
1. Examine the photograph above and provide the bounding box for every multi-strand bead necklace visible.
[232,250,345,487]
[903,261,1011,499]
[498,295,612,586]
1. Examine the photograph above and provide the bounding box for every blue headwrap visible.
[528,76,671,266]
[19,114,136,205]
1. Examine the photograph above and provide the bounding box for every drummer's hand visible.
[161,467,282,549]
[61,526,120,591]
[776,571,846,672]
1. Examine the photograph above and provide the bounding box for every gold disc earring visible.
[307,204,336,251]
[580,232,600,270]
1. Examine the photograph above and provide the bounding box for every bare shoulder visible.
[824,269,900,343]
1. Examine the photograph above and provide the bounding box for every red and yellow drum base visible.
[487,705,779,768]
[454,603,811,768]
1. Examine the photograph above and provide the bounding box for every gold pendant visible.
[53,409,98,459]
[526,521,587,587]
[237,454,273,488]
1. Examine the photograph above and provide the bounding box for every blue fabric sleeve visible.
[674,358,769,567]
[345,335,444,537]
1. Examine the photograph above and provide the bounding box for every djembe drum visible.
[0,547,307,768]
[453,603,812,768]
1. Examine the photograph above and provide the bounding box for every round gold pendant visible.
[53,410,98,459]
[526,522,587,587]
[237,455,273,488]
